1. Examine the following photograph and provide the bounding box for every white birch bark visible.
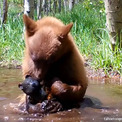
[37,0,42,19]
[69,0,75,11]
[49,0,51,13]
[24,0,34,18]
[64,0,68,12]
[104,0,122,49]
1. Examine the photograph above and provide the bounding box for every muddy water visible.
[0,68,122,122]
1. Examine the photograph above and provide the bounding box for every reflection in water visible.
[0,68,122,122]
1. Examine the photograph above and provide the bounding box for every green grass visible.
[55,2,122,75]
[0,1,122,75]
[0,4,24,66]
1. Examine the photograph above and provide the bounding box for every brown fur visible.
[22,15,88,103]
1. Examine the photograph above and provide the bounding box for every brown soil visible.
[85,64,121,84]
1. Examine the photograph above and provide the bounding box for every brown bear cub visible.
[21,14,88,113]
[19,76,63,113]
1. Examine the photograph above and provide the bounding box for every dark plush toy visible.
[18,76,63,114]
[18,76,47,104]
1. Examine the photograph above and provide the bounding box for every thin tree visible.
[64,0,68,12]
[104,0,122,50]
[0,1,1,21]
[58,0,61,12]
[69,0,75,11]
[24,0,34,18]
[37,0,42,19]
[42,0,48,15]
[53,0,57,13]
[1,0,8,26]
[49,0,51,13]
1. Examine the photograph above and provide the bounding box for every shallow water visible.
[0,68,122,122]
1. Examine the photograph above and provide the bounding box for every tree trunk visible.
[53,0,57,13]
[64,0,68,12]
[69,0,75,11]
[24,0,34,18]
[0,1,1,22]
[58,0,61,12]
[1,0,8,25]
[49,0,51,13]
[104,0,122,50]
[42,0,48,15]
[37,0,42,19]
[46,0,48,15]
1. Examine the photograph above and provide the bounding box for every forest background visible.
[0,0,122,77]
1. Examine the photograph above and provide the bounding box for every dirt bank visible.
[0,60,121,83]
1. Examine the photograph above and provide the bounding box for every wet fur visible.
[22,15,88,104]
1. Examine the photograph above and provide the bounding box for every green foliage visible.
[55,1,121,74]
[0,14,24,65]
[0,0,121,74]
[8,0,23,4]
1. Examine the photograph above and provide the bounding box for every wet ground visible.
[0,68,122,122]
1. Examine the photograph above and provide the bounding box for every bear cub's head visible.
[23,15,73,65]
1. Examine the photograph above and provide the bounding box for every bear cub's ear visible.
[60,23,73,38]
[23,14,37,36]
